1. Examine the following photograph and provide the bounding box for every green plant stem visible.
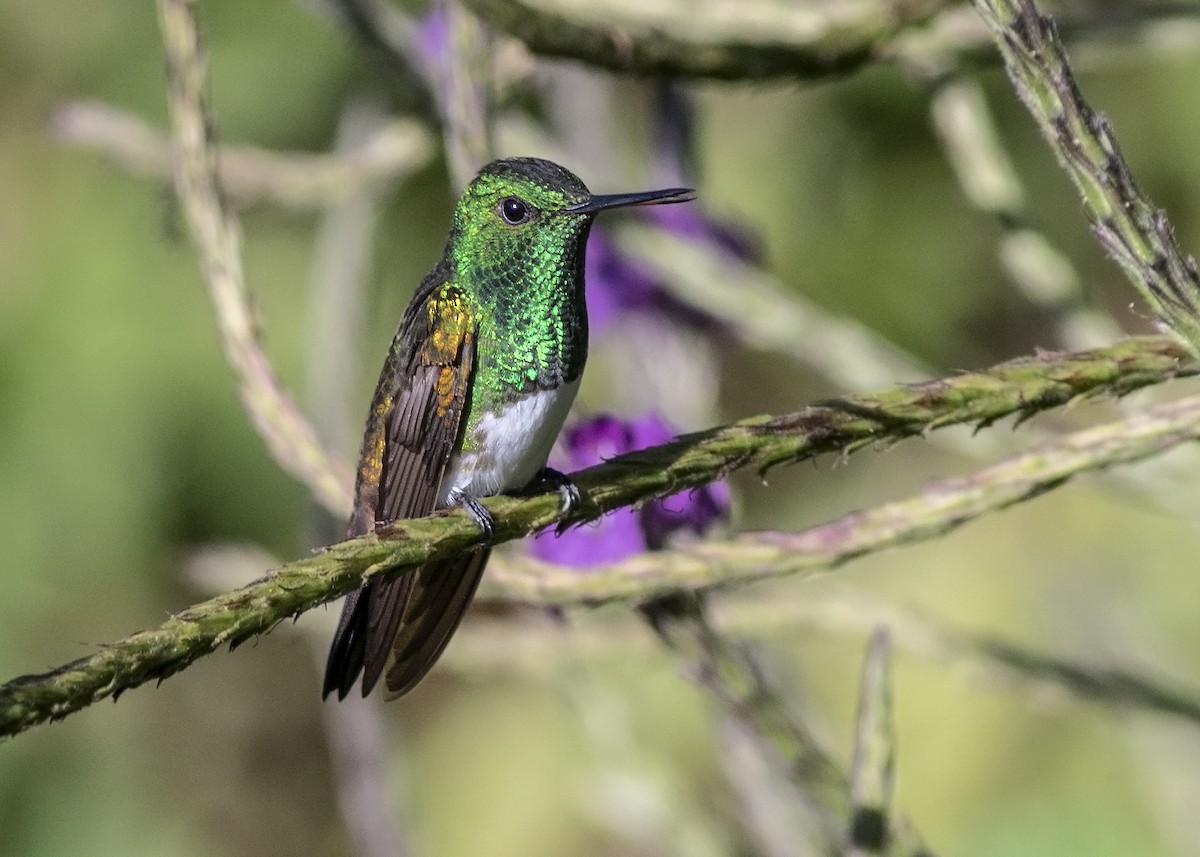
[646,600,929,856]
[971,0,1200,355]
[0,337,1194,739]
[848,631,896,856]
[489,383,1200,605]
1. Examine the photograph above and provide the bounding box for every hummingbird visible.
[323,157,695,699]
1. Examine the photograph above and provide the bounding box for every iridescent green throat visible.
[460,222,590,399]
[445,169,593,407]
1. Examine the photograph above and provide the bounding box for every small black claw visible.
[451,490,496,539]
[533,466,581,515]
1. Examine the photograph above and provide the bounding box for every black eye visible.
[499,197,532,225]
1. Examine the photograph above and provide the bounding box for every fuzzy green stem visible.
[491,383,1200,606]
[972,0,1200,355]
[0,337,1194,738]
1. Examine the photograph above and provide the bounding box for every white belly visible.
[438,379,580,506]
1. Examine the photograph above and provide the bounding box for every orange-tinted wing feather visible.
[323,277,482,699]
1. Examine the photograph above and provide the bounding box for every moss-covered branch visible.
[483,381,1200,606]
[972,0,1200,355]
[0,336,1195,739]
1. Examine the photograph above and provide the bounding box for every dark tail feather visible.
[323,588,368,700]
[324,571,417,699]
[382,548,491,698]
[322,551,490,699]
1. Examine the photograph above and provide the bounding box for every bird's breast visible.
[438,379,581,505]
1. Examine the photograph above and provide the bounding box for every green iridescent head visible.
[446,157,695,300]
[442,156,694,391]
[462,158,591,228]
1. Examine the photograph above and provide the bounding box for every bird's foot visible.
[529,466,581,516]
[516,467,582,536]
[448,489,496,539]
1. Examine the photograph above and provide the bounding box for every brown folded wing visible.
[323,281,485,699]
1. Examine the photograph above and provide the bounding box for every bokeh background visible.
[5,1,1200,855]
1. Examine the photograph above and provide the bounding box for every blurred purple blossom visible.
[584,206,758,336]
[413,7,449,72]
[583,229,662,334]
[584,227,726,336]
[531,414,730,568]
[643,204,761,265]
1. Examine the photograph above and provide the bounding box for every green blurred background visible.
[5,1,1200,855]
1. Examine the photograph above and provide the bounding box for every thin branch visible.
[615,225,932,391]
[0,336,1195,738]
[646,599,930,856]
[461,0,956,80]
[972,0,1200,355]
[53,100,434,211]
[744,585,1200,728]
[463,0,1200,81]
[918,70,1121,350]
[437,0,494,191]
[158,0,354,516]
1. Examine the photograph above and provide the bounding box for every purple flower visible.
[583,229,663,335]
[531,414,730,568]
[585,206,757,337]
[643,204,761,266]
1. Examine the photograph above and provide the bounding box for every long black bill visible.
[567,187,695,214]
